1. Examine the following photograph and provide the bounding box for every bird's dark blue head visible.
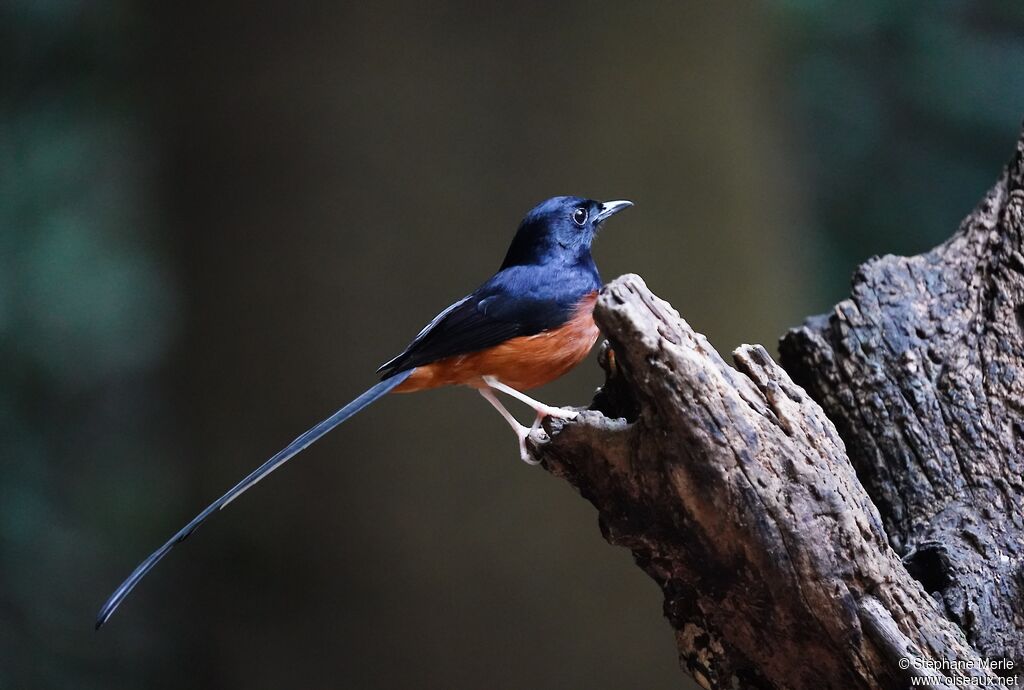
[500,196,633,269]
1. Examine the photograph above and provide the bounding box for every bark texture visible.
[781,134,1024,666]
[529,130,1024,688]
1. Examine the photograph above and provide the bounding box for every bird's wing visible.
[377,276,573,378]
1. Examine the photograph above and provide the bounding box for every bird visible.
[95,195,633,629]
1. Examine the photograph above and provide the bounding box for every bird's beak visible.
[595,199,634,223]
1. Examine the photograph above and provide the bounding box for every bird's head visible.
[500,196,633,268]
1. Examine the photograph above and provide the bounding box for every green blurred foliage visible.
[768,0,1024,304]
[3,1,1023,688]
[1,2,182,687]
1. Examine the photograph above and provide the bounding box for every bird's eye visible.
[572,208,588,226]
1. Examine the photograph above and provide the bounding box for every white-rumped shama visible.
[95,195,633,628]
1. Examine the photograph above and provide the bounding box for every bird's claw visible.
[519,443,541,465]
[478,378,574,465]
[516,425,541,465]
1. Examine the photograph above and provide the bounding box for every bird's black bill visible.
[595,199,634,223]
[94,368,414,629]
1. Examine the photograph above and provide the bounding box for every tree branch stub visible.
[532,273,999,689]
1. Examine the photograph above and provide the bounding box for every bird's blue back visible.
[378,196,604,378]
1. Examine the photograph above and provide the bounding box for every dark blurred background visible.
[3,1,1023,688]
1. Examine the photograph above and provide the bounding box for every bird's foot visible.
[504,415,540,465]
[478,386,541,464]
[515,424,541,465]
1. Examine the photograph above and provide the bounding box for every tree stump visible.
[530,127,1024,689]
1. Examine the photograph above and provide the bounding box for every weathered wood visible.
[780,131,1024,667]
[532,274,995,689]
[526,125,1024,687]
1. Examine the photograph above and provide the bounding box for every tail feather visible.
[95,369,414,630]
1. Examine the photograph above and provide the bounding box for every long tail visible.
[95,369,414,630]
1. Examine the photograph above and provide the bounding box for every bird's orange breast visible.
[394,292,600,393]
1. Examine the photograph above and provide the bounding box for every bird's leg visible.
[482,376,578,422]
[478,387,539,464]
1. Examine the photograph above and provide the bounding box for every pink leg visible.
[478,387,539,464]
[482,376,578,421]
